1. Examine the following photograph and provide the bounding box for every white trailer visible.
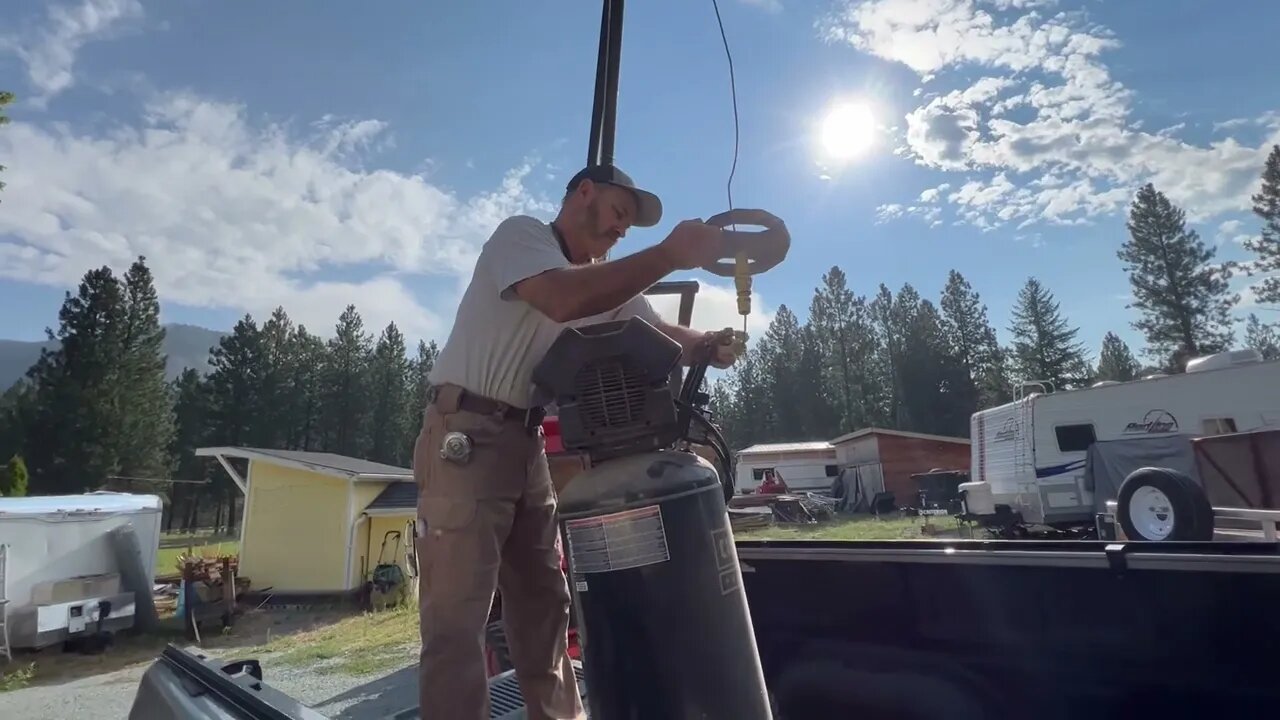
[0,492,162,649]
[969,351,1280,526]
[734,442,839,494]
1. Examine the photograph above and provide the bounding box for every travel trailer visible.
[968,350,1280,527]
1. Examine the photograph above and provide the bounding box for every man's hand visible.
[705,329,747,369]
[659,220,726,270]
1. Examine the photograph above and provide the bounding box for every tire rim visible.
[1129,485,1174,540]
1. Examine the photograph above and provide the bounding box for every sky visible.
[0,0,1278,365]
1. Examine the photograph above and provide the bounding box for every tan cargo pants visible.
[414,384,583,720]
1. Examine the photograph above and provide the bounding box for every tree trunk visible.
[226,489,238,533]
[184,491,200,532]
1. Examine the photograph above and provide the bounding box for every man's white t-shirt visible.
[428,215,664,409]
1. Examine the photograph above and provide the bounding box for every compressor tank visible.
[557,449,772,720]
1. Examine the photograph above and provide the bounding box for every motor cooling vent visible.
[532,317,684,461]
[575,356,649,432]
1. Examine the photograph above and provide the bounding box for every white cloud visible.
[875,202,942,226]
[823,0,1280,229]
[0,0,144,107]
[0,91,555,343]
[647,282,774,341]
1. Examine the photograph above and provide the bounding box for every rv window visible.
[1201,418,1237,435]
[752,468,769,480]
[825,465,839,477]
[1055,424,1097,452]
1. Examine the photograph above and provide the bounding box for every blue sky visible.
[1,0,1277,366]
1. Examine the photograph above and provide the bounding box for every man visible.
[415,164,745,720]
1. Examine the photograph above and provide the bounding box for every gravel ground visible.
[3,646,420,720]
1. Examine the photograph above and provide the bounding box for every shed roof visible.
[366,481,417,512]
[829,428,970,446]
[196,446,412,482]
[737,441,836,455]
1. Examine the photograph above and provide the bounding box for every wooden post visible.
[182,562,199,642]
[221,557,237,628]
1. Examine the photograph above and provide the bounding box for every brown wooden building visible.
[829,428,970,505]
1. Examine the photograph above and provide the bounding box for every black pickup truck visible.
[129,282,1280,718]
[132,537,1280,718]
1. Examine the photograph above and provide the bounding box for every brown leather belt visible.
[429,385,547,433]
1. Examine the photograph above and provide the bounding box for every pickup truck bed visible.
[739,538,1280,718]
[130,538,1280,719]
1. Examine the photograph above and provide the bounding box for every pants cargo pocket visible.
[422,496,477,533]
[420,496,498,608]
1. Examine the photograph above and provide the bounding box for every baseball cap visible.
[565,164,663,228]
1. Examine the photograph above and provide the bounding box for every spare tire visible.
[1117,467,1214,541]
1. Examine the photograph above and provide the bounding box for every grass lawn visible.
[155,530,239,579]
[736,513,969,541]
[247,605,419,676]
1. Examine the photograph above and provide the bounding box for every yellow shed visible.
[197,446,419,597]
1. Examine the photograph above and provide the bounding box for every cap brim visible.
[628,186,663,228]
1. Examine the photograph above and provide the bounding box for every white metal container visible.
[959,481,995,516]
[0,492,162,648]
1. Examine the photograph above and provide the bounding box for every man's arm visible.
[513,245,678,323]
[657,320,714,366]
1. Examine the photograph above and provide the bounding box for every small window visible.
[752,468,770,480]
[1202,418,1237,435]
[825,464,840,477]
[1055,424,1097,452]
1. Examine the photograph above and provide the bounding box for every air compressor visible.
[532,212,788,719]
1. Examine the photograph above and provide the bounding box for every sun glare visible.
[819,102,877,162]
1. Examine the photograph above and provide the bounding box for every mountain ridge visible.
[0,323,228,389]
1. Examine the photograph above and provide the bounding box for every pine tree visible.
[1243,145,1280,306]
[869,284,907,429]
[25,267,130,493]
[287,326,327,450]
[719,349,768,449]
[708,378,740,447]
[1,455,27,496]
[322,305,373,457]
[940,270,1003,412]
[367,323,413,466]
[796,324,841,438]
[1008,277,1089,391]
[808,267,884,432]
[116,257,175,479]
[1119,183,1238,369]
[0,379,36,468]
[258,307,297,449]
[895,292,968,436]
[410,339,440,440]
[754,306,806,440]
[169,368,213,531]
[206,315,265,448]
[1095,332,1140,382]
[1244,314,1280,360]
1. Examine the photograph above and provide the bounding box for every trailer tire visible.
[1117,467,1213,541]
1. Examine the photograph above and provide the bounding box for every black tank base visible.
[558,450,772,720]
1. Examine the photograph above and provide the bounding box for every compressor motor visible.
[532,316,772,720]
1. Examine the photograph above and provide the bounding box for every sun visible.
[819,102,877,161]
